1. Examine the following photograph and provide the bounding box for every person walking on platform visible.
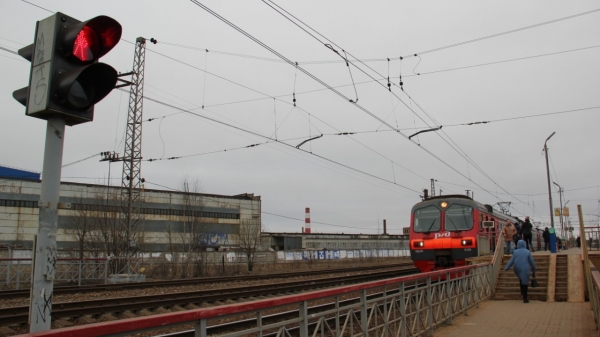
[502,220,516,255]
[504,240,536,303]
[522,216,534,252]
[513,221,522,250]
[543,227,550,251]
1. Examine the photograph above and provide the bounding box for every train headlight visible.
[440,202,448,208]
[413,241,424,248]
[461,239,473,246]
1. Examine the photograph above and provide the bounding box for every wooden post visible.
[578,205,598,322]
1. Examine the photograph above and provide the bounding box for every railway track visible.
[0,265,418,327]
[0,263,410,300]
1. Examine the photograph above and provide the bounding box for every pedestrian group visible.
[502,216,537,304]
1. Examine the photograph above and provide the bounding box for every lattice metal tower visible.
[121,37,147,265]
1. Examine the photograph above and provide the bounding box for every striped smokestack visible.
[305,207,311,233]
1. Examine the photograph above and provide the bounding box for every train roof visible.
[412,195,519,223]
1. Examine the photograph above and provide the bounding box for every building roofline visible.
[1,176,260,201]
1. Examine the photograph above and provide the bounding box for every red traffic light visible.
[62,15,122,62]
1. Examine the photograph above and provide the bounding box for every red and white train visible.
[409,194,540,274]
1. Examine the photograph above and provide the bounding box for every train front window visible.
[414,206,441,233]
[445,204,473,231]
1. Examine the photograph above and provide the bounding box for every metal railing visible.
[590,269,600,329]
[1,258,109,289]
[16,262,493,337]
[489,233,505,297]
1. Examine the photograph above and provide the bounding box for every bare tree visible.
[63,194,96,259]
[179,179,205,278]
[65,184,141,274]
[237,219,262,272]
[159,178,206,278]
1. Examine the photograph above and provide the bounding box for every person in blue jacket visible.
[504,240,536,303]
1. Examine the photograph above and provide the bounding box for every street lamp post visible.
[544,132,557,253]
[553,182,564,246]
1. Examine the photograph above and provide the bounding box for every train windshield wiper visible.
[447,216,463,233]
[424,219,437,234]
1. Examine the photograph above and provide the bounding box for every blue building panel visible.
[0,166,40,181]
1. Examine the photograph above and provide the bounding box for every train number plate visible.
[415,250,423,253]
[464,249,471,251]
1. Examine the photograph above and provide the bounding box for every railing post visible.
[257,311,263,337]
[16,261,21,290]
[427,277,433,336]
[474,268,480,308]
[5,259,11,288]
[78,259,82,286]
[104,258,109,284]
[400,282,407,337]
[194,318,206,337]
[446,272,452,324]
[383,287,388,337]
[360,289,368,337]
[462,270,468,316]
[299,301,309,337]
[335,296,340,337]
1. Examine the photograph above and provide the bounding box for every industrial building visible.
[263,232,408,251]
[0,166,261,253]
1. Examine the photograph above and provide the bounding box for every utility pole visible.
[554,182,564,239]
[544,132,557,253]
[120,37,147,274]
[430,179,436,197]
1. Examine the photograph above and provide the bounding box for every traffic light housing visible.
[13,12,122,126]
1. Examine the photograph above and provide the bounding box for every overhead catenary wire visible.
[126,59,424,187]
[188,1,567,219]
[142,93,421,194]
[259,0,542,219]
[399,8,600,59]
[144,180,382,231]
[62,153,101,168]
[114,43,600,113]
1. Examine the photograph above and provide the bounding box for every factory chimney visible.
[305,207,311,233]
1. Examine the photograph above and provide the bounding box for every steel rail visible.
[0,262,411,299]
[0,266,418,326]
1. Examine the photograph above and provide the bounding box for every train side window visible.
[413,206,441,233]
[445,204,473,231]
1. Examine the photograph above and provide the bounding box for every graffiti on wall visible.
[278,249,410,261]
[197,232,230,246]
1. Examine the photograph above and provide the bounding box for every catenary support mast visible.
[121,37,147,272]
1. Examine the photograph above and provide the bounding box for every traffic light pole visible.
[29,117,66,332]
[14,11,123,332]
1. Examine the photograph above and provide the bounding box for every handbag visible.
[531,273,539,288]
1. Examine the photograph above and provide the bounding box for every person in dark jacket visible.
[522,216,534,252]
[577,236,581,248]
[543,227,550,251]
[513,221,522,250]
[505,240,536,303]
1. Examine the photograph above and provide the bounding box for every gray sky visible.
[1,1,599,236]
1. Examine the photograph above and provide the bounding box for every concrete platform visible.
[433,300,597,337]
